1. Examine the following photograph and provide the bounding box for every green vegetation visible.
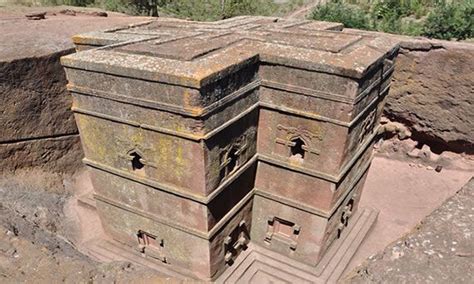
[309,1,370,29]
[309,0,473,40]
[155,0,314,20]
[36,0,311,19]
[27,0,474,40]
[41,0,93,6]
[156,0,278,21]
[423,1,473,40]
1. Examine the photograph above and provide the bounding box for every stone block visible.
[96,196,253,280]
[256,101,381,178]
[61,16,399,280]
[74,108,258,197]
[255,138,374,214]
[90,162,256,232]
[251,168,368,265]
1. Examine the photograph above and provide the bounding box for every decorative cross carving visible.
[358,109,377,144]
[224,221,249,265]
[277,124,322,141]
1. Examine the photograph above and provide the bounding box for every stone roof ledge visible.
[61,16,400,88]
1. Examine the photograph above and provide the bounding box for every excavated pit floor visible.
[1,155,471,282]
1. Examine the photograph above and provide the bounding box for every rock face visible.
[0,50,79,143]
[0,135,82,174]
[0,50,83,173]
[385,41,474,154]
[0,7,152,173]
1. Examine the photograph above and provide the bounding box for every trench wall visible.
[386,40,473,154]
[1,28,472,174]
[0,49,83,173]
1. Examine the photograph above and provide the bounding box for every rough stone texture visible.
[387,43,474,154]
[0,135,83,173]
[0,6,151,61]
[0,6,152,173]
[0,49,78,142]
[0,47,83,173]
[345,178,474,283]
[62,16,398,280]
[0,170,168,283]
[344,29,474,155]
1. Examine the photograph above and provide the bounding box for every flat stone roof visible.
[62,16,399,87]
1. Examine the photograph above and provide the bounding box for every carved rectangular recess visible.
[264,216,301,251]
[137,230,167,263]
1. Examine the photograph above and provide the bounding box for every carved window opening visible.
[275,125,322,161]
[227,147,239,174]
[137,230,166,263]
[290,137,306,160]
[219,146,241,182]
[130,151,145,171]
[337,199,354,239]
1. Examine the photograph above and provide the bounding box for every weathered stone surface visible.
[0,49,78,142]
[0,7,151,62]
[345,178,474,283]
[219,208,378,283]
[0,135,83,173]
[344,29,474,154]
[0,169,163,283]
[386,44,474,154]
[252,168,368,265]
[62,16,399,280]
[0,47,79,175]
[0,8,153,173]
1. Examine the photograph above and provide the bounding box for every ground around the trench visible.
[344,178,474,283]
[0,5,151,62]
[344,154,473,276]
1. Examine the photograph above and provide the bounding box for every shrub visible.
[93,0,142,15]
[156,0,222,21]
[310,0,473,41]
[422,1,473,40]
[40,0,94,6]
[222,0,277,19]
[309,0,372,30]
[156,0,277,21]
[64,0,95,6]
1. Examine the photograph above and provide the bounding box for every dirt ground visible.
[344,154,473,277]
